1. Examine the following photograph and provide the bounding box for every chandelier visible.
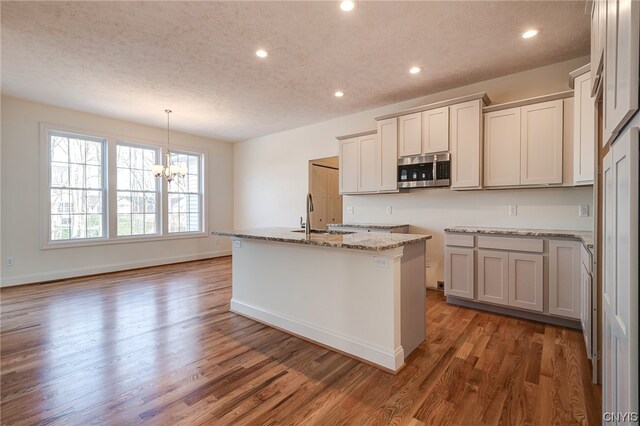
[152,109,187,182]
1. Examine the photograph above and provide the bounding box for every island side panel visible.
[229,239,405,371]
[400,241,427,357]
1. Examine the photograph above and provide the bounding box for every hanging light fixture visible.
[152,109,187,182]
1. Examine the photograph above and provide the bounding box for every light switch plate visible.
[346,206,354,214]
[386,206,392,215]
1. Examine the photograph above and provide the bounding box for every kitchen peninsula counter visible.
[213,227,431,373]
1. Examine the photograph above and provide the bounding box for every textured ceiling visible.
[1,1,590,142]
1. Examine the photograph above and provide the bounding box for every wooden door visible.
[377,117,398,192]
[548,240,581,319]
[339,138,358,194]
[602,127,639,419]
[603,0,639,145]
[508,252,543,312]
[357,134,378,192]
[520,100,564,185]
[477,250,509,306]
[444,247,474,300]
[450,100,482,189]
[422,106,449,154]
[398,112,421,157]
[309,165,328,230]
[484,108,521,187]
[326,168,342,225]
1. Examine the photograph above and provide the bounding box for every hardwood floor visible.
[1,257,601,425]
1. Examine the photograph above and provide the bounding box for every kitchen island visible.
[212,227,431,372]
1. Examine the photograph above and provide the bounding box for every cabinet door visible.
[477,250,509,306]
[573,73,596,185]
[581,266,592,359]
[310,165,328,230]
[377,118,398,192]
[508,253,543,312]
[603,0,639,145]
[422,106,449,154]
[450,100,483,189]
[398,112,422,157]
[444,247,475,300]
[484,108,521,187]
[520,100,563,185]
[326,168,342,225]
[339,138,358,194]
[358,134,379,192]
[602,127,639,419]
[548,240,581,319]
[590,0,605,94]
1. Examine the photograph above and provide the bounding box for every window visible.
[116,144,159,236]
[43,124,206,247]
[48,131,105,241]
[168,152,202,233]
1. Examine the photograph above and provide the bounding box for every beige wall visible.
[233,56,594,287]
[0,96,233,286]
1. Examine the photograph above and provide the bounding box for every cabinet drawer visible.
[445,233,474,247]
[581,244,593,273]
[477,236,543,253]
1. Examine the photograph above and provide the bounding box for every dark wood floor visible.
[1,256,601,425]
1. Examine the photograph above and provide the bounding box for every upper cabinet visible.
[398,113,422,157]
[450,100,483,189]
[484,96,565,188]
[572,71,595,185]
[603,0,639,146]
[590,0,606,95]
[422,106,449,154]
[377,118,399,192]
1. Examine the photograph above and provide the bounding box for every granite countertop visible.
[327,223,409,230]
[444,226,594,248]
[213,227,431,251]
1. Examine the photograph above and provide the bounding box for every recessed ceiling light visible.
[340,0,355,12]
[409,66,422,74]
[334,91,344,97]
[522,29,539,39]
[256,49,268,58]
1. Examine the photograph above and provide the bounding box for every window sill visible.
[41,231,209,250]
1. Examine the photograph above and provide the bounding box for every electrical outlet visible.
[386,206,392,215]
[508,205,517,216]
[579,205,589,217]
[425,258,431,268]
[374,257,389,268]
[346,206,354,214]
[214,237,220,245]
[6,257,14,267]
[233,240,242,248]
[437,281,444,290]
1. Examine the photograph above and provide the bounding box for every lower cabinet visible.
[580,263,593,358]
[548,240,581,319]
[444,247,474,300]
[508,252,544,312]
[477,250,509,305]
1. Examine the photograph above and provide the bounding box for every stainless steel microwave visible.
[397,153,450,189]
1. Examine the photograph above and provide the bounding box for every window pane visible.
[51,162,69,187]
[117,192,131,214]
[131,169,143,191]
[50,189,70,214]
[117,145,130,168]
[144,215,156,234]
[143,170,156,191]
[145,193,156,214]
[167,152,202,233]
[144,150,155,170]
[69,138,86,164]
[117,168,130,190]
[168,214,180,233]
[86,166,102,189]
[69,164,85,188]
[131,214,144,235]
[87,214,102,238]
[51,214,70,240]
[86,141,102,165]
[69,190,86,214]
[131,147,144,170]
[70,214,87,239]
[51,137,69,162]
[117,214,131,236]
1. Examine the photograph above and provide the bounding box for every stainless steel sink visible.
[291,229,355,235]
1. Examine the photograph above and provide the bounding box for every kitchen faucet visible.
[306,193,314,237]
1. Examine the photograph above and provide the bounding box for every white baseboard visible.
[0,250,231,287]
[230,299,404,371]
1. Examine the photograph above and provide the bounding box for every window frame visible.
[40,123,208,250]
[166,149,205,235]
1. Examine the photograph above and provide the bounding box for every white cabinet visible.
[548,240,581,319]
[421,106,449,154]
[338,133,378,194]
[520,100,564,185]
[444,247,474,300]
[339,137,358,194]
[398,113,421,157]
[450,100,483,189]
[602,127,639,419]
[358,133,378,192]
[484,100,563,187]
[477,250,509,306]
[590,0,606,94]
[603,0,639,145]
[508,252,544,312]
[484,108,521,187]
[377,118,399,192]
[580,245,593,359]
[573,72,595,185]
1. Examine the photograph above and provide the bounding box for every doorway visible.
[308,156,342,230]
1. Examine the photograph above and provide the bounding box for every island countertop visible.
[444,226,593,248]
[213,227,431,251]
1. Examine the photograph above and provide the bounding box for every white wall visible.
[0,96,233,286]
[233,56,594,287]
